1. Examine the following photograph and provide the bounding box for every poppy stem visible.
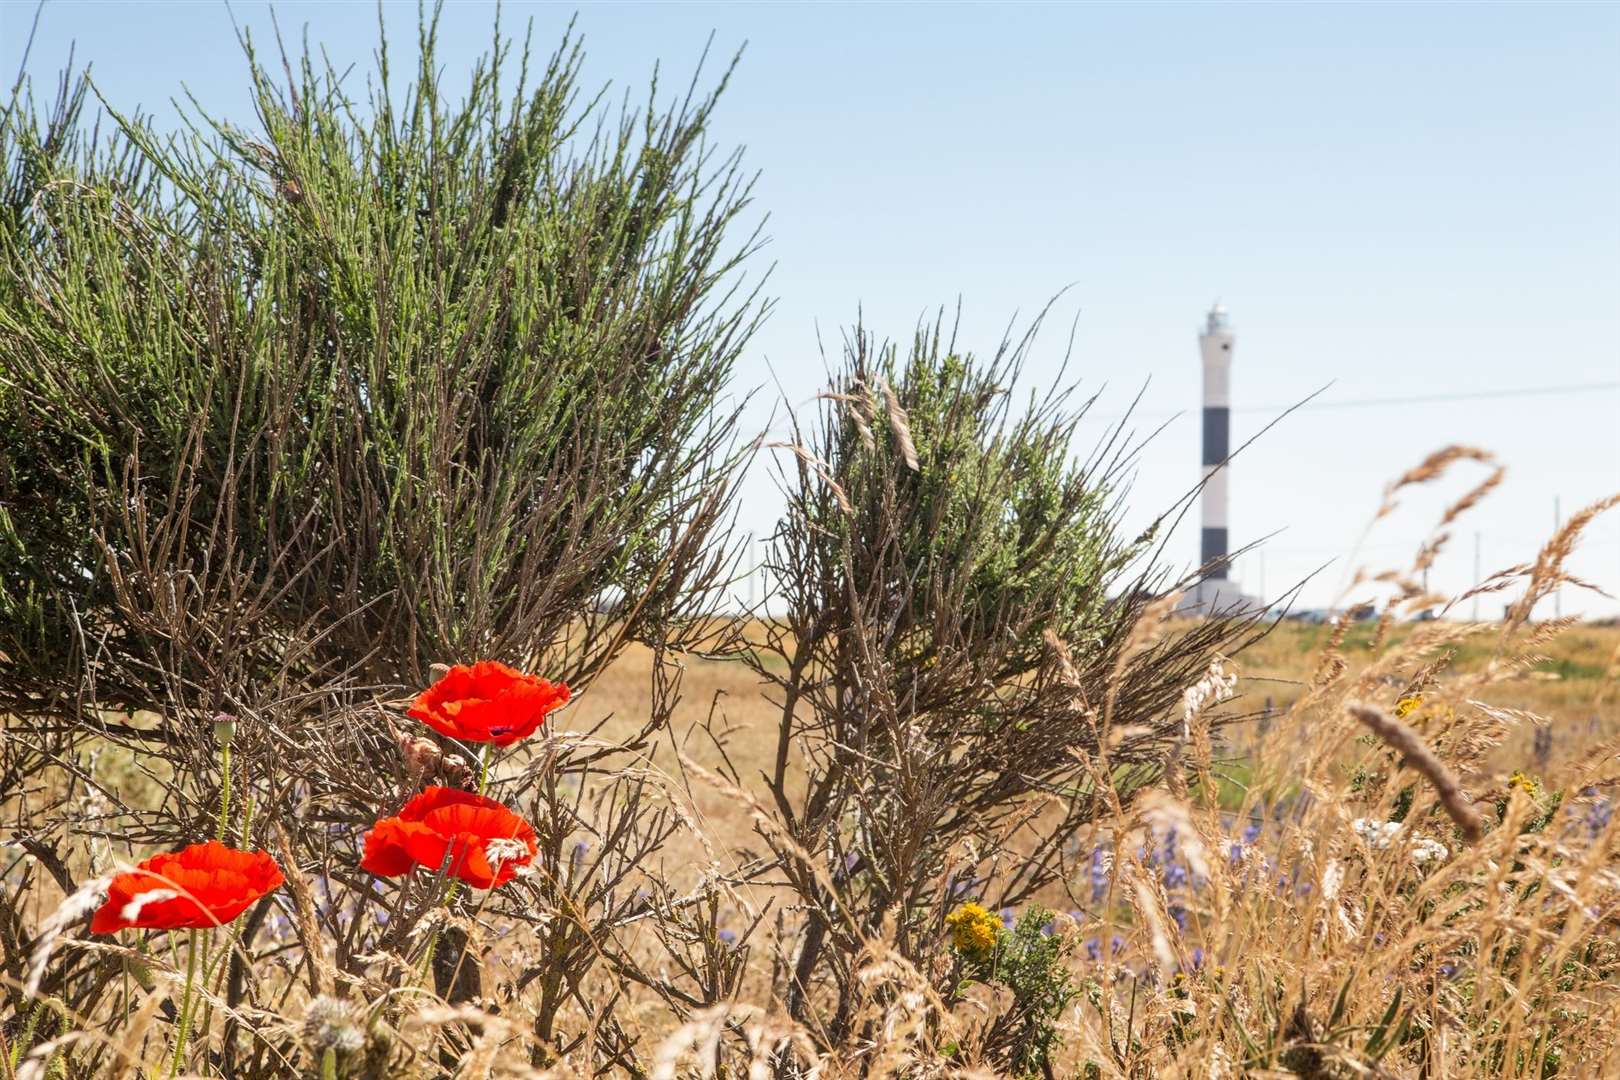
[168,928,199,1079]
[239,790,256,849]
[214,715,236,843]
[418,870,464,987]
[477,746,490,795]
[217,742,232,842]
[199,921,240,1060]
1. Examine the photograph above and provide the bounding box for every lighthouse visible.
[1199,304,1233,580]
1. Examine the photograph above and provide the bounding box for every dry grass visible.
[7,488,1620,1077]
[541,612,1620,1071]
[581,617,1620,821]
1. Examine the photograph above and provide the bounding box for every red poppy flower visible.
[90,841,284,934]
[408,661,569,747]
[360,786,537,889]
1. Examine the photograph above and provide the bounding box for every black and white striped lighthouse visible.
[1199,304,1233,579]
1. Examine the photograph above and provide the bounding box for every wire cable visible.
[1235,379,1620,414]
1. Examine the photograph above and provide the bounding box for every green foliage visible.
[1391,782,1416,822]
[795,329,1135,679]
[755,314,1264,1049]
[0,12,764,716]
[954,906,1077,1077]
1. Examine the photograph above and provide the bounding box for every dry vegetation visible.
[590,619,1620,799]
[4,11,1620,1080]
[9,573,1620,1078]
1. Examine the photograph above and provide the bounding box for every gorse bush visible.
[749,316,1262,1056]
[0,11,762,723]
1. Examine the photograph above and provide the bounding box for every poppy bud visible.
[441,753,475,789]
[127,952,158,992]
[397,734,439,779]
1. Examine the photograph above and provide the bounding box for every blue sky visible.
[6,0,1618,615]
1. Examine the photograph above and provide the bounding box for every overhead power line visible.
[1235,380,1620,414]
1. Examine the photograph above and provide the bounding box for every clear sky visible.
[6,0,1618,616]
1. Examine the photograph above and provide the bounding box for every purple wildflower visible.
[1084,933,1128,961]
[1088,846,1109,904]
[1586,796,1614,838]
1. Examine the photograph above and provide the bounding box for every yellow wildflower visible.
[944,902,1000,959]
[1508,770,1541,799]
[1395,693,1455,727]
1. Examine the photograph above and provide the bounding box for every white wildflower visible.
[1410,838,1449,865]
[1352,818,1402,850]
[1181,658,1237,738]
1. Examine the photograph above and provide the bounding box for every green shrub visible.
[751,315,1264,1052]
[0,13,763,722]
[958,906,1078,1077]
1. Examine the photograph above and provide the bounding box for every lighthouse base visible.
[1177,578,1263,618]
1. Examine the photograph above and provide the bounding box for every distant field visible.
[1234,618,1620,762]
[566,617,1620,865]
